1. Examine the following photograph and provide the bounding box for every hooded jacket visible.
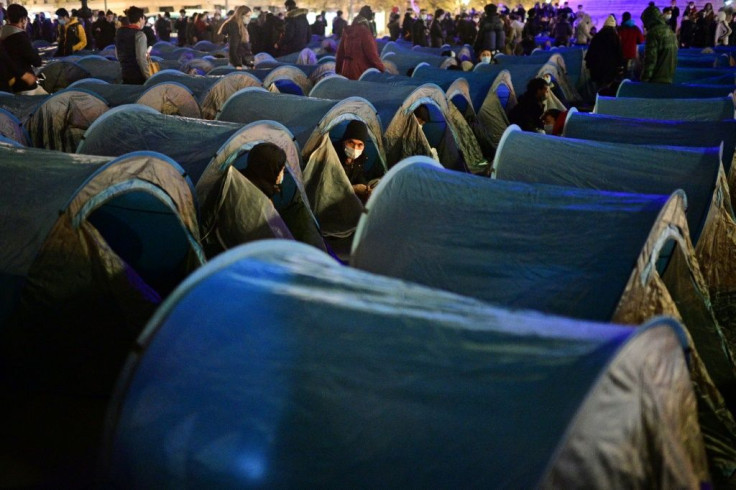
[281,7,309,55]
[335,17,384,80]
[640,6,678,83]
[0,24,42,91]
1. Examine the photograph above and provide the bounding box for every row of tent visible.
[3,45,736,487]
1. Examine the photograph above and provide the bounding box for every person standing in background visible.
[174,9,187,46]
[54,8,87,56]
[115,6,150,84]
[332,10,347,38]
[219,6,253,68]
[0,4,42,93]
[640,3,677,83]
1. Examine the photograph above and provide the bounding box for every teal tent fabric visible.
[75,55,122,83]
[381,51,454,75]
[104,240,661,489]
[38,60,91,93]
[595,95,735,121]
[563,111,736,174]
[351,160,672,321]
[674,67,736,84]
[78,105,243,183]
[411,65,497,112]
[617,80,736,99]
[494,127,721,244]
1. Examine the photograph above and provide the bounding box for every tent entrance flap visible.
[80,187,198,296]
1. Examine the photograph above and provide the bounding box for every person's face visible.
[345,139,365,152]
[537,86,549,101]
[276,167,285,186]
[542,114,556,126]
[107,14,113,22]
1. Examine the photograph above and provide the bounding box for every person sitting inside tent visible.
[414,104,440,162]
[334,120,378,204]
[541,108,567,135]
[508,77,549,132]
[239,142,325,249]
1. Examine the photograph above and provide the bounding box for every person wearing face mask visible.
[219,6,253,68]
[115,6,151,84]
[0,4,42,93]
[478,49,493,64]
[334,121,375,203]
[541,108,567,135]
[54,8,87,56]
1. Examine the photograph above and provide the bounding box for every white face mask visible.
[58,18,67,25]
[664,14,672,20]
[544,123,554,133]
[243,15,250,24]
[481,55,491,63]
[344,144,363,159]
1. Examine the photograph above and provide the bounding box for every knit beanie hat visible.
[342,120,369,142]
[603,14,617,27]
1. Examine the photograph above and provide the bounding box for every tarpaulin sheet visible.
[104,240,707,488]
[495,127,721,244]
[595,95,735,121]
[617,80,736,99]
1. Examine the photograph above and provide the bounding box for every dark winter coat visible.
[336,20,384,80]
[0,25,42,91]
[281,8,309,55]
[584,26,623,85]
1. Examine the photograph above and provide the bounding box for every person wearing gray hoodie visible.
[0,4,41,92]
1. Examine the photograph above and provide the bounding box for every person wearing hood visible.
[115,6,150,84]
[715,10,732,46]
[238,142,325,249]
[54,8,87,56]
[474,4,505,54]
[276,0,309,55]
[336,7,384,80]
[584,14,623,93]
[640,3,677,83]
[333,120,377,203]
[218,6,253,68]
[0,4,42,93]
[508,77,549,132]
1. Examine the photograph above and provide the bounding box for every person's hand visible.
[353,183,372,203]
[20,72,37,86]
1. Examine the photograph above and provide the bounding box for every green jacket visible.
[640,6,678,83]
